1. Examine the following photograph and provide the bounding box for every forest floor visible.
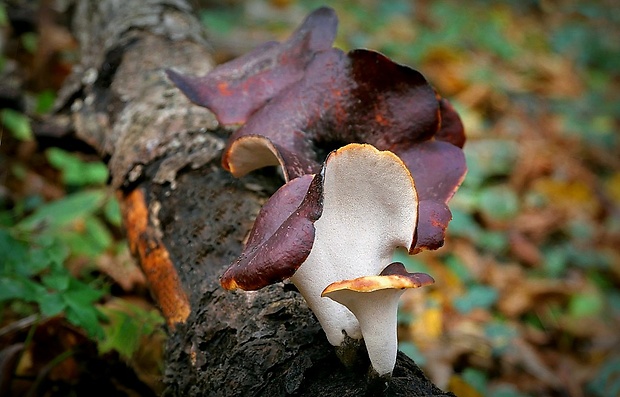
[1,1,619,396]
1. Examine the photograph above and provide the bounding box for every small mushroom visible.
[221,144,424,368]
[322,262,434,376]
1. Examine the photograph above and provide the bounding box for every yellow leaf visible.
[410,304,443,342]
[448,375,485,397]
[533,178,598,215]
[606,172,620,205]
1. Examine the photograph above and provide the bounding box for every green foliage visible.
[462,140,518,189]
[462,367,488,395]
[0,229,107,338]
[398,341,426,366]
[568,290,604,318]
[21,32,38,54]
[35,90,57,114]
[46,147,109,186]
[588,357,620,397]
[98,302,164,360]
[489,384,529,397]
[1,151,122,340]
[454,284,499,314]
[484,321,517,356]
[17,190,107,230]
[1,109,33,141]
[0,3,7,27]
[444,254,474,284]
[392,247,430,274]
[478,184,520,221]
[199,8,238,35]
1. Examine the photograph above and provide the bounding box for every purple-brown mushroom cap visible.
[220,173,322,290]
[166,6,338,125]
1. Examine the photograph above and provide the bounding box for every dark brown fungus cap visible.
[437,97,466,148]
[220,173,323,290]
[222,48,440,181]
[396,140,466,252]
[166,7,338,125]
[220,48,466,252]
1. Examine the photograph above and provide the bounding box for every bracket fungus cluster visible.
[167,7,467,377]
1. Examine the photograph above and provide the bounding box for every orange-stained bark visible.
[120,188,190,327]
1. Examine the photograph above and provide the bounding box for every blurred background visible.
[1,0,619,396]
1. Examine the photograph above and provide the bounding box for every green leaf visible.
[0,3,9,27]
[446,209,483,239]
[103,197,122,227]
[463,140,518,188]
[489,384,527,397]
[38,292,66,316]
[568,290,604,318]
[461,367,488,395]
[99,310,141,359]
[542,245,569,277]
[41,238,70,268]
[41,273,71,291]
[21,32,38,54]
[64,280,104,304]
[46,148,109,186]
[35,90,56,114]
[0,4,8,27]
[200,9,238,35]
[17,190,106,231]
[398,341,426,366]
[478,184,519,221]
[63,282,105,338]
[1,109,32,141]
[98,302,164,358]
[454,285,499,314]
[21,247,54,275]
[397,309,413,325]
[65,303,104,339]
[60,216,113,258]
[0,229,28,269]
[0,275,45,302]
[84,216,114,252]
[588,357,620,397]
[484,321,517,355]
[445,254,474,283]
[477,230,508,254]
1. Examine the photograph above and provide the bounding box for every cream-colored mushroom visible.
[322,262,434,376]
[289,144,419,347]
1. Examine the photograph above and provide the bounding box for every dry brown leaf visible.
[96,247,147,292]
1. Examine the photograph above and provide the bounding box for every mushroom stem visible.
[323,289,403,376]
[290,271,362,344]
[322,262,435,375]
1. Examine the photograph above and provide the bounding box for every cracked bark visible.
[57,0,457,396]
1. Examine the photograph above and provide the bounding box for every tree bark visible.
[58,1,456,395]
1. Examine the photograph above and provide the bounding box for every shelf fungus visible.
[221,144,436,376]
[168,5,467,379]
